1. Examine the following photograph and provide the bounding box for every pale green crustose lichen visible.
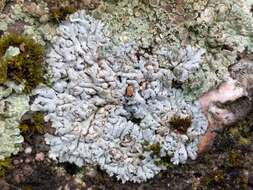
[0,2,56,45]
[90,0,253,100]
[0,82,29,160]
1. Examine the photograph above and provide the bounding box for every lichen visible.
[20,0,253,184]
[0,21,7,32]
[0,82,29,160]
[89,0,253,100]
[31,10,208,183]
[91,0,158,48]
[0,2,56,45]
[0,33,46,93]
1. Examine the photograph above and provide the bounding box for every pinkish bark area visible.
[197,61,253,153]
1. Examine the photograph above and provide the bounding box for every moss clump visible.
[227,150,244,169]
[141,141,175,168]
[50,6,77,23]
[201,170,225,188]
[169,115,192,134]
[142,141,161,157]
[154,156,175,169]
[148,143,161,157]
[0,33,45,93]
[19,112,45,135]
[229,121,252,147]
[0,158,12,177]
[198,112,253,190]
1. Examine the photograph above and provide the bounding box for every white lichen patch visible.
[90,0,253,100]
[32,11,208,183]
[157,45,206,83]
[0,82,29,160]
[4,46,20,59]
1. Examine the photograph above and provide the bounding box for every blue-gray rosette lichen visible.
[32,10,209,183]
[0,82,29,160]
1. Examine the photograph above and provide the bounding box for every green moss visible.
[142,142,176,168]
[240,175,249,190]
[142,141,161,157]
[201,170,225,188]
[238,137,251,146]
[227,150,243,168]
[228,119,252,147]
[50,6,77,23]
[200,167,248,190]
[211,172,225,183]
[0,33,46,93]
[198,112,253,190]
[0,158,13,177]
[148,143,161,157]
[169,115,192,134]
[19,112,45,135]
[154,156,175,169]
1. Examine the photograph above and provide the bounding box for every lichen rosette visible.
[32,11,208,183]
